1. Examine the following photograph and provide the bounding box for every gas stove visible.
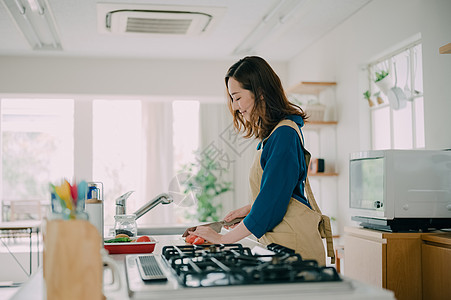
[124,240,358,299]
[160,243,341,287]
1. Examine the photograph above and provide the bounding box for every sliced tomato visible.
[136,235,151,243]
[192,237,205,245]
[185,234,197,244]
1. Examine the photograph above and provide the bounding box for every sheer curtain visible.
[138,101,174,226]
[138,101,257,225]
[199,103,257,219]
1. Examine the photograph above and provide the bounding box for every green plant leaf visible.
[375,70,389,82]
[178,150,233,222]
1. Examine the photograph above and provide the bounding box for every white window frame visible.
[366,40,424,150]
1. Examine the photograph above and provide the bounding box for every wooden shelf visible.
[306,121,337,125]
[439,43,451,54]
[287,81,337,95]
[308,172,339,177]
[304,121,337,130]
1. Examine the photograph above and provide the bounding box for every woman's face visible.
[227,77,255,122]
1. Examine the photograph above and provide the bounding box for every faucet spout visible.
[115,191,134,215]
[133,193,173,220]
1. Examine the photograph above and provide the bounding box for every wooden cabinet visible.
[345,227,423,300]
[344,227,451,300]
[421,234,451,300]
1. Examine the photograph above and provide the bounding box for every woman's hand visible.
[190,222,252,245]
[189,226,223,244]
[223,205,251,229]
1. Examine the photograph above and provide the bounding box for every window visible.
[92,100,142,226]
[173,101,200,171]
[1,98,74,220]
[172,100,200,223]
[0,97,202,225]
[367,42,424,150]
[92,99,201,226]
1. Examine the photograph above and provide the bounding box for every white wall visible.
[287,0,451,233]
[0,56,288,98]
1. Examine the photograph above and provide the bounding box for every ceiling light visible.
[2,0,62,50]
[233,0,307,56]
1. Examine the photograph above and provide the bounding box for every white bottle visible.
[86,185,104,240]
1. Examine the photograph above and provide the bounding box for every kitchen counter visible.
[11,234,395,300]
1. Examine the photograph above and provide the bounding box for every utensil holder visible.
[43,219,104,300]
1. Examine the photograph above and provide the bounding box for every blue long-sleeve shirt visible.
[243,115,310,238]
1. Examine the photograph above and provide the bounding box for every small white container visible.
[86,182,104,240]
[305,104,326,122]
[86,199,104,240]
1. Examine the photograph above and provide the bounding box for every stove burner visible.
[161,243,341,288]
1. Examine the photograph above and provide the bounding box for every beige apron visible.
[249,119,335,265]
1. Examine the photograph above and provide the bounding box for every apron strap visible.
[269,119,336,264]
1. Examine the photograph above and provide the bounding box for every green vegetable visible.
[104,237,131,243]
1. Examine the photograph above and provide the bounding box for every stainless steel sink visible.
[137,225,187,236]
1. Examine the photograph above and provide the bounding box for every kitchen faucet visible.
[133,193,173,219]
[115,191,134,215]
[115,191,173,219]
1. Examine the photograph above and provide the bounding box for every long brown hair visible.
[225,56,307,139]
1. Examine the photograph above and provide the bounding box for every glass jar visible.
[113,214,137,237]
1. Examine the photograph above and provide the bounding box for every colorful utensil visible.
[55,180,72,210]
[50,179,91,220]
[70,180,78,206]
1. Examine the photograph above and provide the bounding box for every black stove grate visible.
[161,243,341,288]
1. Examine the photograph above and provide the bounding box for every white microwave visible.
[349,149,451,231]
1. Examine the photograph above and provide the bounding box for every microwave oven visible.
[349,149,451,231]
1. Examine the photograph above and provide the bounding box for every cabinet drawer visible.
[344,233,386,287]
[422,243,451,300]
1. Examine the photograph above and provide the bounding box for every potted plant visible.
[374,70,392,95]
[363,90,374,107]
[375,70,389,82]
[374,91,384,105]
[180,151,232,222]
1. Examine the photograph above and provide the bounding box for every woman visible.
[189,56,333,265]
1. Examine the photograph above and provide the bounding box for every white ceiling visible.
[0,0,372,61]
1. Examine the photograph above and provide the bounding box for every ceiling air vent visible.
[126,16,192,34]
[97,4,225,36]
[106,10,211,35]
